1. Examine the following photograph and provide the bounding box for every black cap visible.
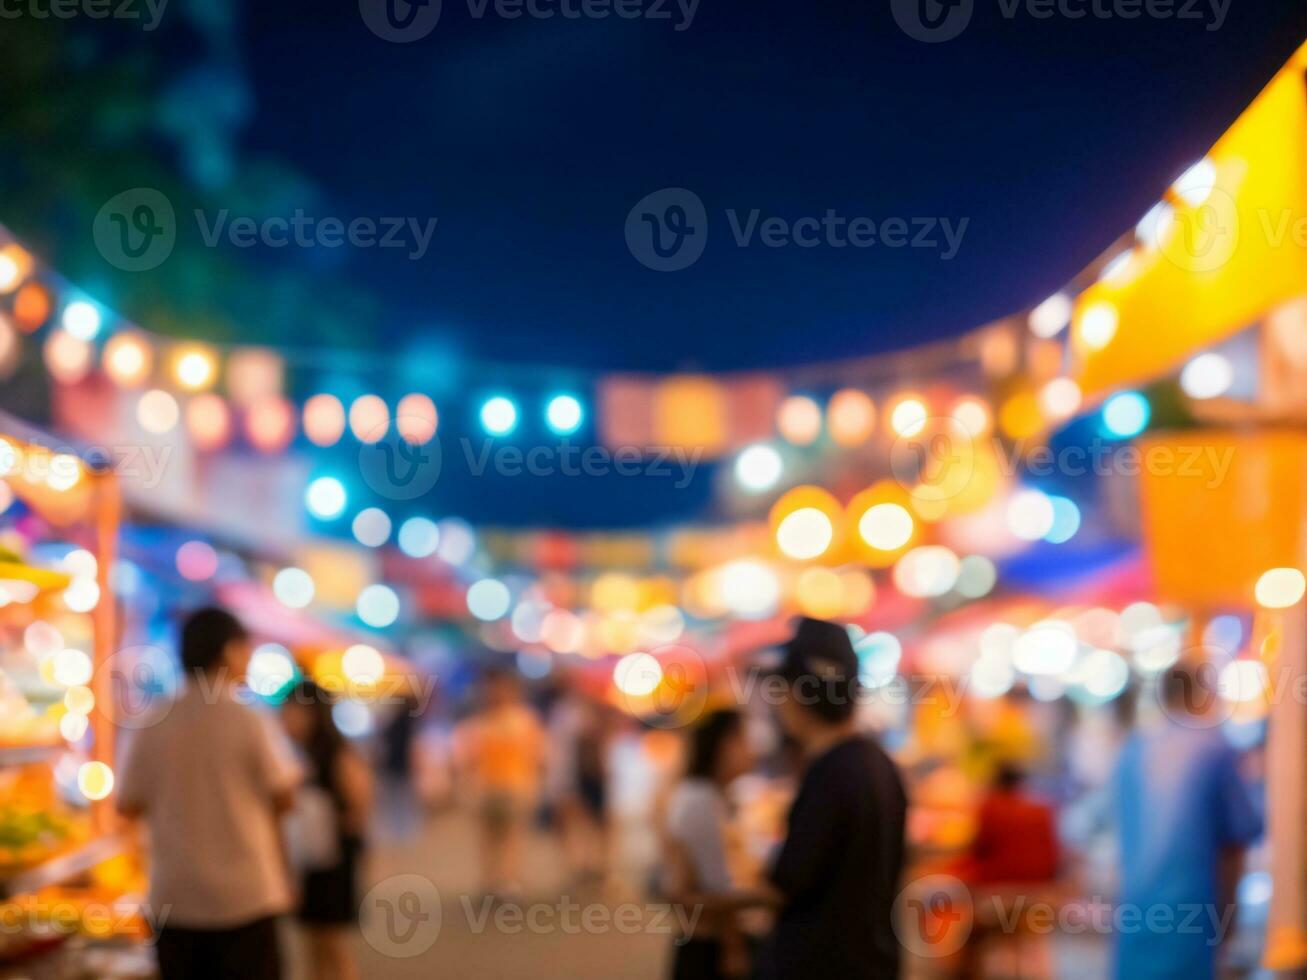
[776,617,859,685]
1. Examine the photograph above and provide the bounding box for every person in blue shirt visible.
[1112,664,1263,979]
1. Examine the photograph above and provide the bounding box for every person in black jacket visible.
[758,618,908,980]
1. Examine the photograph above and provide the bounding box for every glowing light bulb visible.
[305,477,347,519]
[734,444,783,493]
[1255,567,1306,609]
[480,396,518,435]
[545,394,583,435]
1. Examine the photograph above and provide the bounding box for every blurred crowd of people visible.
[113,607,1264,980]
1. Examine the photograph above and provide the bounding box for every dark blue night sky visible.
[234,0,1307,371]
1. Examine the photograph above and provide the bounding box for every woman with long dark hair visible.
[281,681,374,980]
[662,709,753,980]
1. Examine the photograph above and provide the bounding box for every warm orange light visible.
[171,345,218,391]
[0,244,32,293]
[349,394,389,443]
[186,393,232,451]
[776,395,822,446]
[13,283,51,332]
[103,332,154,387]
[999,389,1043,440]
[245,395,296,453]
[304,394,346,447]
[847,481,919,567]
[769,485,842,562]
[827,389,876,446]
[43,331,93,385]
[396,393,438,445]
[795,566,845,618]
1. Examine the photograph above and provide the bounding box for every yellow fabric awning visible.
[1073,41,1307,397]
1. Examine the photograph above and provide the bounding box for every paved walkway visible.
[340,806,672,980]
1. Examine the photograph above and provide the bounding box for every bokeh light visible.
[185,393,232,452]
[273,567,315,608]
[892,546,960,598]
[889,396,928,437]
[349,394,390,443]
[176,540,219,582]
[467,578,511,621]
[734,444,783,493]
[357,584,400,628]
[1102,391,1151,438]
[776,395,821,445]
[396,393,439,445]
[304,394,347,447]
[353,508,392,547]
[77,762,114,802]
[245,396,296,454]
[1028,292,1072,338]
[61,300,102,340]
[1255,567,1306,609]
[137,389,180,434]
[777,508,835,561]
[173,346,217,391]
[305,476,347,520]
[1077,301,1118,350]
[1180,352,1234,400]
[1006,489,1055,542]
[480,396,518,435]
[613,652,662,697]
[545,394,583,435]
[103,334,152,386]
[827,389,875,446]
[342,644,386,685]
[1045,496,1081,544]
[398,516,440,558]
[43,331,93,385]
[859,502,915,552]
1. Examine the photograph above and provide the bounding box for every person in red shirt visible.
[962,764,1059,886]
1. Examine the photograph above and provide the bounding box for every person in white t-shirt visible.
[663,709,753,980]
[118,607,300,980]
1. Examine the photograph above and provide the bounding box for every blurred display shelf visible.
[0,838,122,900]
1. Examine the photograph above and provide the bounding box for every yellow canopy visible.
[1073,41,1307,397]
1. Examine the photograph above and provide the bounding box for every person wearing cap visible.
[757,617,907,980]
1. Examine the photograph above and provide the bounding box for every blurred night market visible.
[6,2,1307,979]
